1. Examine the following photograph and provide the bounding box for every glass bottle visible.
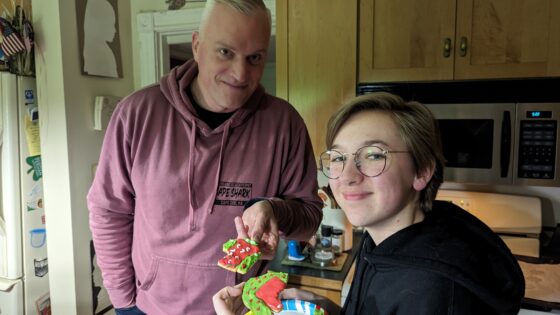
[312,225,334,266]
[332,228,344,255]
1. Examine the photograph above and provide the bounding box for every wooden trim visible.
[358,0,374,83]
[549,1,560,75]
[275,0,288,100]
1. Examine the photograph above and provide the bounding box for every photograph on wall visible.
[76,0,122,78]
[35,293,51,315]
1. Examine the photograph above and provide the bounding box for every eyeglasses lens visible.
[357,146,386,177]
[320,146,387,179]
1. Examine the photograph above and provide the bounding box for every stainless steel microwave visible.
[426,103,559,186]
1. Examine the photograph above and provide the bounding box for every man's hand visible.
[212,282,245,315]
[235,200,279,260]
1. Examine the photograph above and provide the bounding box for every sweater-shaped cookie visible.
[243,271,288,315]
[218,238,261,274]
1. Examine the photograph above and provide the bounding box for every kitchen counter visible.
[268,229,364,305]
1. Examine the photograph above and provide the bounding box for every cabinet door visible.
[359,0,456,82]
[455,0,560,79]
[287,284,342,306]
[276,0,357,158]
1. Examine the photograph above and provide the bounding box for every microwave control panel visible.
[518,120,557,180]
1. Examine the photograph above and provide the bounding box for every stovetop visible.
[436,190,560,312]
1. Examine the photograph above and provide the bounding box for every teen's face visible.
[328,111,428,241]
[192,4,270,113]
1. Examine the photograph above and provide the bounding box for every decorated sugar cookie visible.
[218,238,261,274]
[243,271,288,315]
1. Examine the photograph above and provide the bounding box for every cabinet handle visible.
[459,36,468,57]
[443,38,451,58]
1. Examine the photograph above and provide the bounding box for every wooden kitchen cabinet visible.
[359,0,456,82]
[276,0,357,158]
[359,0,560,82]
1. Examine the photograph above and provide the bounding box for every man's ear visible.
[413,163,435,191]
[192,31,200,61]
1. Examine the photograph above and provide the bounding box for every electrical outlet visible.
[440,197,473,212]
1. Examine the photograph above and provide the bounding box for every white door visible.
[0,278,24,315]
[17,76,50,315]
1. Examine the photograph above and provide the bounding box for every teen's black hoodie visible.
[342,200,524,314]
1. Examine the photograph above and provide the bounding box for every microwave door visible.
[427,103,516,185]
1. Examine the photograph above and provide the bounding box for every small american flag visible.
[0,17,25,57]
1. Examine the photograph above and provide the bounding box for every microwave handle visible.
[500,111,511,178]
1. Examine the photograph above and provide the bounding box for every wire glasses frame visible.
[319,145,410,179]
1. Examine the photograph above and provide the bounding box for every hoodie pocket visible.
[137,256,235,311]
[136,256,158,290]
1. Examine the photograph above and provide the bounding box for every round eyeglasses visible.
[319,145,410,179]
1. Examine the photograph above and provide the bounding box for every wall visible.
[32,0,133,313]
[0,0,31,17]
[262,61,276,96]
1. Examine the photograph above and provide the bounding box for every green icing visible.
[242,271,288,315]
[223,238,259,251]
[223,239,237,251]
[237,254,260,274]
[312,306,326,315]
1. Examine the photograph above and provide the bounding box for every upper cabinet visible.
[455,0,560,79]
[359,0,456,82]
[276,0,357,158]
[359,0,560,82]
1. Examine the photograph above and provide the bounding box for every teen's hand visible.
[212,282,245,315]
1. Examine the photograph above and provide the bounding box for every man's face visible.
[192,3,270,113]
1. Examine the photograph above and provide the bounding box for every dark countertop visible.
[268,229,364,283]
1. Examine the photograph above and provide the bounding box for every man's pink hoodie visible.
[87,60,322,314]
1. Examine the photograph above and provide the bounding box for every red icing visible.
[255,276,286,312]
[218,239,260,270]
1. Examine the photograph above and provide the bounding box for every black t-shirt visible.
[187,86,234,129]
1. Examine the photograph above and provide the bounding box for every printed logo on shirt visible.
[215,181,252,206]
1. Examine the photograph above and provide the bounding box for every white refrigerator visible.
[0,72,50,314]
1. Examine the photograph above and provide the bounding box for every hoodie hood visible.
[158,60,266,230]
[159,60,265,134]
[362,200,525,314]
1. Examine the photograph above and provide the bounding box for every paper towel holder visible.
[93,95,121,131]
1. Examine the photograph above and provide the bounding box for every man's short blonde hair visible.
[200,0,271,34]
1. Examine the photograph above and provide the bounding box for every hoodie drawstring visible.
[209,120,232,214]
[186,119,232,230]
[187,119,197,230]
